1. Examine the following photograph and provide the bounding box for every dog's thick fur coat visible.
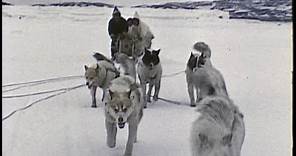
[137,48,162,107]
[186,43,225,106]
[104,75,144,156]
[114,53,137,80]
[190,96,245,156]
[84,53,119,107]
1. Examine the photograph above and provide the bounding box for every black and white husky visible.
[137,48,162,108]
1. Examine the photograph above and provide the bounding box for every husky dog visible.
[104,75,144,156]
[193,42,211,58]
[84,52,119,107]
[193,65,228,101]
[114,53,137,80]
[186,43,222,107]
[137,48,162,108]
[190,96,245,156]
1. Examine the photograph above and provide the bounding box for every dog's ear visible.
[190,52,195,59]
[127,90,132,99]
[199,133,208,144]
[84,65,88,71]
[109,90,114,100]
[221,133,232,146]
[153,49,160,56]
[95,64,100,71]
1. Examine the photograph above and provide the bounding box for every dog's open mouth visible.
[118,122,125,129]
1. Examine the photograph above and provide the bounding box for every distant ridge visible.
[2,1,13,5]
[133,1,212,10]
[133,0,292,22]
[32,1,117,8]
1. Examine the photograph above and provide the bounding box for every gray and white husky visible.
[190,96,245,156]
[104,75,144,156]
[114,52,137,80]
[137,48,162,108]
[186,42,226,107]
[84,52,119,107]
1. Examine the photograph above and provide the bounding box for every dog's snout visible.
[86,82,89,86]
[149,63,154,69]
[118,117,123,123]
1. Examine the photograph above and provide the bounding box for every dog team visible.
[84,7,245,156]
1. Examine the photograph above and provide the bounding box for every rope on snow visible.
[2,84,86,121]
[2,75,84,88]
[2,85,87,98]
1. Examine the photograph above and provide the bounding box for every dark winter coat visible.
[108,17,128,37]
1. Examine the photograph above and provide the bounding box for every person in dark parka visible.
[108,6,128,59]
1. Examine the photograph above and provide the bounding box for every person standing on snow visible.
[133,12,154,50]
[128,11,154,58]
[108,6,128,60]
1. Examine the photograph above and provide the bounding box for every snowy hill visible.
[2,5,292,156]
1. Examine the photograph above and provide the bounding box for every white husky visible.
[84,52,119,107]
[190,96,245,156]
[104,75,144,156]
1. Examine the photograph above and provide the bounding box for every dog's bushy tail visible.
[93,52,113,64]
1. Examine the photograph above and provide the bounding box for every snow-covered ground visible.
[2,5,292,156]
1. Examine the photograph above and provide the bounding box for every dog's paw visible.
[146,96,151,103]
[107,140,116,148]
[91,105,97,108]
[190,104,196,107]
[107,144,116,148]
[196,97,202,103]
[153,96,158,101]
[123,152,132,156]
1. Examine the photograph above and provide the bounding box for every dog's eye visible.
[114,107,119,112]
[123,107,127,112]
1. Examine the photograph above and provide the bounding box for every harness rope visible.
[157,97,188,106]
[2,85,86,98]
[2,84,86,121]
[2,69,187,122]
[2,75,83,88]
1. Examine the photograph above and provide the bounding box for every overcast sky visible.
[4,0,207,6]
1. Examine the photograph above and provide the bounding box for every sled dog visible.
[104,75,144,156]
[137,48,162,108]
[190,96,245,156]
[186,43,224,106]
[193,42,211,58]
[114,52,137,80]
[84,52,119,107]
